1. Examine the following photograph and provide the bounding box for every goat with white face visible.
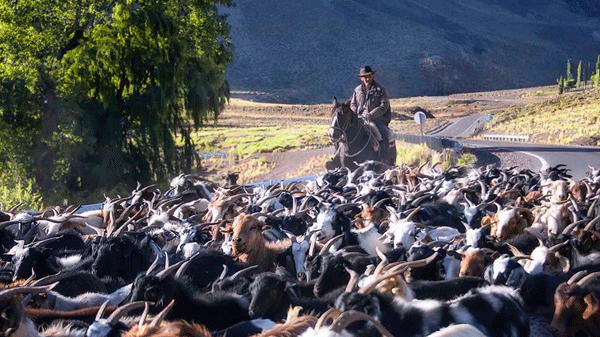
[379,207,420,250]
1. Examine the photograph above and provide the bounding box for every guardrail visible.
[482,134,530,142]
[393,133,462,153]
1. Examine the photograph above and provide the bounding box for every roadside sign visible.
[485,115,493,122]
[414,111,426,125]
[414,111,426,135]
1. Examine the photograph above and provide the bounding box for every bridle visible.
[328,104,375,158]
[327,104,352,144]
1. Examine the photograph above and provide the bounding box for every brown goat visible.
[229,213,291,272]
[353,206,387,230]
[491,207,532,240]
[459,248,493,278]
[250,314,317,337]
[124,320,213,337]
[551,272,600,337]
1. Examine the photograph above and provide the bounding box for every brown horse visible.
[326,98,396,171]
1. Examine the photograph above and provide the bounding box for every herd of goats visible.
[1,160,600,337]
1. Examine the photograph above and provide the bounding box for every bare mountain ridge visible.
[222,0,600,103]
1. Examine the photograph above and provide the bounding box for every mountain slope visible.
[222,0,600,103]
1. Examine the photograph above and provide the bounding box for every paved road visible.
[431,116,600,180]
[432,114,487,138]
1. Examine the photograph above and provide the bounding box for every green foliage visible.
[0,175,43,211]
[0,0,234,198]
[577,61,582,87]
[595,55,600,88]
[557,76,565,94]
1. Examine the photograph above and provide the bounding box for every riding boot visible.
[376,123,389,162]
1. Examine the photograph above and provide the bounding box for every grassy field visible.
[483,88,600,146]
[194,85,599,183]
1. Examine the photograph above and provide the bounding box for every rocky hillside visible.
[221,0,600,103]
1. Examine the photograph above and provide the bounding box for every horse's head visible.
[327,97,356,143]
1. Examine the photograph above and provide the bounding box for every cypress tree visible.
[595,55,600,88]
[566,59,575,89]
[557,76,564,94]
[576,61,582,88]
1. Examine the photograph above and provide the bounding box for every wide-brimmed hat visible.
[358,66,375,77]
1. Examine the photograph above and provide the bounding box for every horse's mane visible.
[330,99,353,117]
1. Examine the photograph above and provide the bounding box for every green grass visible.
[484,89,600,146]
[191,125,329,156]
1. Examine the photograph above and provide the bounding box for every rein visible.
[329,106,378,158]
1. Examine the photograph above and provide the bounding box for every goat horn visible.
[404,206,422,222]
[345,267,359,292]
[251,212,280,221]
[23,268,36,286]
[577,271,600,287]
[373,247,389,276]
[548,240,570,253]
[359,252,440,295]
[373,198,392,210]
[149,299,175,328]
[8,202,24,214]
[28,235,64,249]
[584,215,600,232]
[229,265,259,281]
[567,270,589,285]
[332,310,394,337]
[138,184,158,194]
[138,302,151,328]
[32,270,81,286]
[106,301,146,325]
[308,233,318,258]
[318,234,344,256]
[96,300,110,321]
[218,265,228,280]
[588,197,600,219]
[0,282,59,302]
[426,240,451,248]
[146,255,161,276]
[175,253,199,280]
[562,218,588,235]
[156,260,186,280]
[315,308,343,330]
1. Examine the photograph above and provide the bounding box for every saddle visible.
[364,121,394,152]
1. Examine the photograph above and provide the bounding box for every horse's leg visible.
[388,143,397,166]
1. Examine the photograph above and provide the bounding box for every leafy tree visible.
[0,0,233,201]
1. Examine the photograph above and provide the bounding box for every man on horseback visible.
[324,65,395,171]
[350,65,392,161]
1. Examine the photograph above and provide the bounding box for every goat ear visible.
[0,305,22,333]
[583,292,600,320]
[219,226,233,234]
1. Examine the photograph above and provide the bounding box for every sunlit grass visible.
[484,89,600,145]
[190,125,329,156]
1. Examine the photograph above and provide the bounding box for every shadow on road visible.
[465,147,501,168]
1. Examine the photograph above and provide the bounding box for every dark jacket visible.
[350,80,391,126]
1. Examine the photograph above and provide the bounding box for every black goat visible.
[91,234,158,282]
[335,285,530,337]
[248,271,343,322]
[313,253,377,297]
[130,270,250,331]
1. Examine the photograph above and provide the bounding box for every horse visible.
[326,98,396,171]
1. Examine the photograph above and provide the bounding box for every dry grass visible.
[194,84,599,182]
